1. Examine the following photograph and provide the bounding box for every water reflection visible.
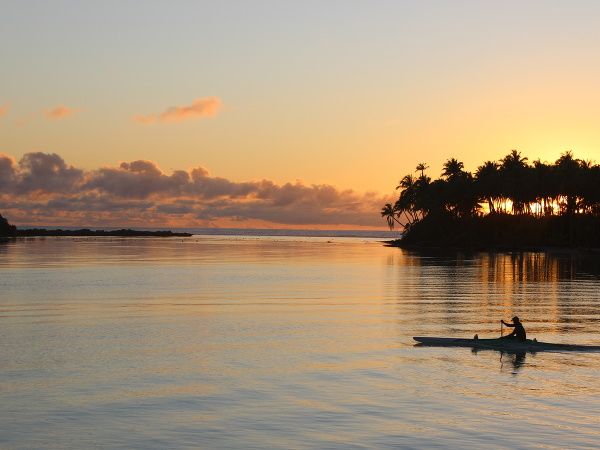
[395,248,600,281]
[3,236,600,448]
[499,350,527,374]
[471,348,527,374]
[388,249,600,354]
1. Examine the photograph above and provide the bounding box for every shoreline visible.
[4,228,192,238]
[384,239,600,254]
[385,213,600,253]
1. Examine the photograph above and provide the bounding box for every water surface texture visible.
[2,235,600,448]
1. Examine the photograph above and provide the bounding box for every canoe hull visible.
[413,336,600,352]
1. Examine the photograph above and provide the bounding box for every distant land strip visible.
[0,214,191,238]
[12,228,192,237]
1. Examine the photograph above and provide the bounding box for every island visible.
[0,214,192,238]
[382,151,600,250]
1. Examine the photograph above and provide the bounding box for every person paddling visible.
[501,316,526,341]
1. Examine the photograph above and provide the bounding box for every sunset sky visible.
[2,1,600,229]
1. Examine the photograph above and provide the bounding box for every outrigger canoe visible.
[413,336,600,352]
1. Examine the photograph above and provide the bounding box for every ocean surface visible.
[2,230,600,449]
[28,226,401,239]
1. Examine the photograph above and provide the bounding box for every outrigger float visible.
[413,336,600,352]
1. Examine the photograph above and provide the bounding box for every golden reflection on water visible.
[384,248,600,360]
[3,237,600,448]
[389,248,600,280]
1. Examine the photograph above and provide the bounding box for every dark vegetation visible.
[0,215,191,238]
[0,214,17,236]
[382,151,600,250]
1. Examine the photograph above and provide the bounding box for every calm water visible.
[2,235,600,449]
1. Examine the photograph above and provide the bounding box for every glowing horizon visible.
[0,151,394,230]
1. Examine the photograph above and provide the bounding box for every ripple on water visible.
[2,237,600,448]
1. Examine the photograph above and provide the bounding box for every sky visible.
[2,0,600,229]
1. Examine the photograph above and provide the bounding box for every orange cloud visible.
[0,102,11,116]
[41,104,79,120]
[0,151,394,230]
[134,97,223,124]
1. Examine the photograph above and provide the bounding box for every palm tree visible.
[581,163,600,216]
[501,149,527,167]
[577,160,598,215]
[475,161,500,214]
[396,174,415,191]
[416,163,429,178]
[395,174,420,223]
[441,158,465,181]
[396,187,420,226]
[555,151,583,216]
[382,151,600,247]
[440,158,478,218]
[531,159,557,216]
[454,172,479,218]
[388,172,429,230]
[499,150,529,214]
[410,173,432,218]
[381,203,402,230]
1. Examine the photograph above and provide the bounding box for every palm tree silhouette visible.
[416,162,429,178]
[555,151,583,216]
[381,203,399,230]
[442,158,465,181]
[383,150,600,248]
[531,159,556,216]
[500,150,529,214]
[475,160,500,214]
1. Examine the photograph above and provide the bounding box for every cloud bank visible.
[0,152,393,229]
[133,97,223,124]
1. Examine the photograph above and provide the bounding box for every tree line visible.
[382,151,600,249]
[382,150,600,231]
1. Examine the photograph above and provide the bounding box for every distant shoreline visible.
[3,228,192,238]
[0,215,398,240]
